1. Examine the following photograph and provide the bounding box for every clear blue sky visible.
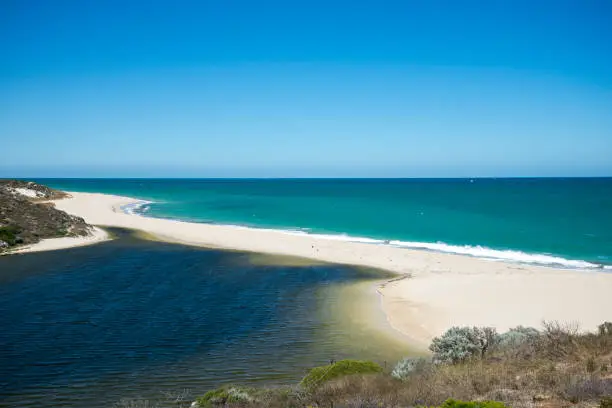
[1,0,611,177]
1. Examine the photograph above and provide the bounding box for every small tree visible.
[540,320,579,357]
[429,326,498,364]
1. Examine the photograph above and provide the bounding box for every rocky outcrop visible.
[0,180,92,253]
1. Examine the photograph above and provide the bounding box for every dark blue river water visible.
[0,230,403,407]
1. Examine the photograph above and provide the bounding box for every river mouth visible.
[0,228,413,407]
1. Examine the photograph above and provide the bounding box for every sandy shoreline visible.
[26,191,612,347]
[8,226,109,254]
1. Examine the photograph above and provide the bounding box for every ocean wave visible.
[388,240,603,269]
[282,232,606,269]
[120,200,153,216]
[268,230,606,270]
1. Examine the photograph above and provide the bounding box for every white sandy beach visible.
[43,191,612,347]
[10,226,109,254]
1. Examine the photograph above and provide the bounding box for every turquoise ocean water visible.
[39,178,612,269]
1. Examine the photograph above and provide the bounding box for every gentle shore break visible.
[48,191,612,347]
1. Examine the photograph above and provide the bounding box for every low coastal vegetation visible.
[300,360,384,390]
[0,225,21,247]
[0,180,92,252]
[115,321,612,408]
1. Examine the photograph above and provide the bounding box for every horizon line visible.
[7,176,612,180]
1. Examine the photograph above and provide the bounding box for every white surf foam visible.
[223,225,607,270]
[284,233,605,270]
[388,240,603,269]
[120,200,153,216]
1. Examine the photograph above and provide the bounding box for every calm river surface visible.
[0,230,407,407]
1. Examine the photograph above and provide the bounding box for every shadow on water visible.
[0,229,412,407]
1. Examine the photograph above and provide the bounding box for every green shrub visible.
[430,327,498,364]
[195,386,254,407]
[436,399,509,407]
[0,225,21,246]
[300,359,383,389]
[600,396,612,408]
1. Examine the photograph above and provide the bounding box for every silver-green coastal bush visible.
[497,326,539,349]
[391,357,431,380]
[429,326,498,364]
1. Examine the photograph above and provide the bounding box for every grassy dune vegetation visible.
[116,322,612,408]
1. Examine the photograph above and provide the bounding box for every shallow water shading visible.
[0,230,408,407]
